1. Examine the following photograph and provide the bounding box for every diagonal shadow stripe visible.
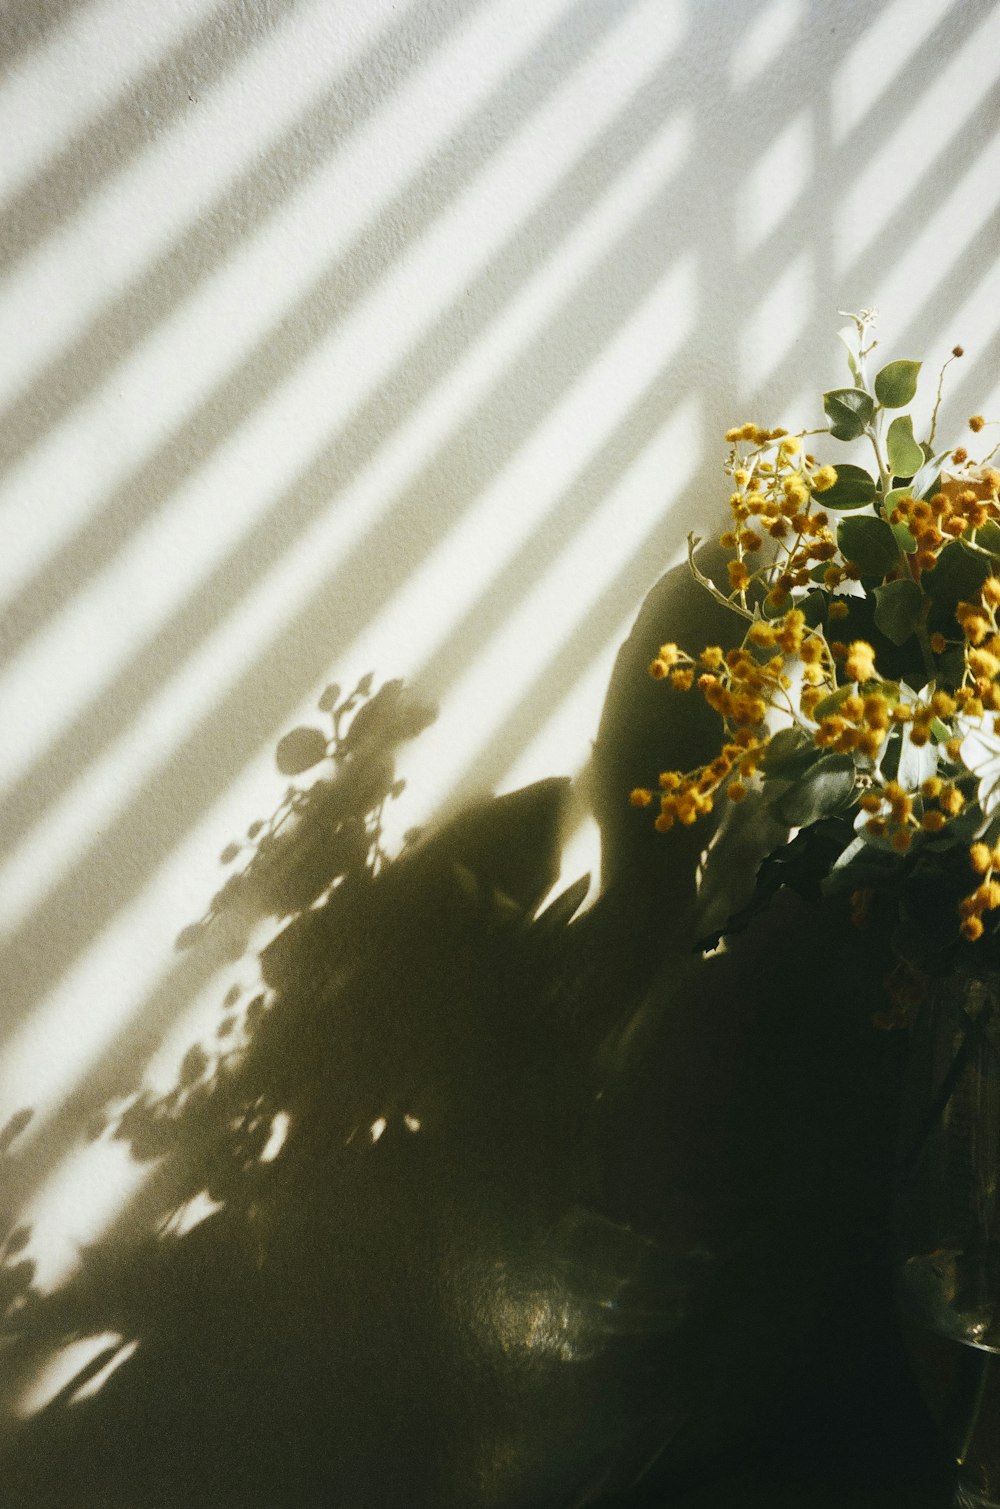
[894,203,1000,359]
[0,0,645,666]
[713,0,995,334]
[0,341,707,1213]
[740,78,1000,305]
[0,33,692,853]
[438,435,713,814]
[0,0,965,1122]
[0,0,91,77]
[414,352,702,711]
[840,98,1000,301]
[0,135,722,1044]
[0,0,629,490]
[0,0,314,273]
[9,0,904,853]
[948,327,1000,425]
[1,0,917,881]
[0,0,487,474]
[5,0,977,1219]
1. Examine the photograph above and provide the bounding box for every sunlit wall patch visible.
[13,1332,135,1419]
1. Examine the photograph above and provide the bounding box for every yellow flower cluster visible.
[956,576,1000,713]
[859,775,964,853]
[636,615,808,823]
[639,377,1000,950]
[718,426,841,607]
[961,841,1000,941]
[724,422,789,445]
[888,471,1000,575]
[813,690,891,760]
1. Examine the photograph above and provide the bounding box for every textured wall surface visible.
[1,0,1000,1298]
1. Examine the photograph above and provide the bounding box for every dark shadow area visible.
[0,574,955,1507]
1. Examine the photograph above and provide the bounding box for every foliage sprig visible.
[635,312,1000,968]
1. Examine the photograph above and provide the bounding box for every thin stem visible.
[868,417,892,495]
[687,535,755,622]
[928,353,957,448]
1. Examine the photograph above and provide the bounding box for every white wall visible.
[2,0,1000,1289]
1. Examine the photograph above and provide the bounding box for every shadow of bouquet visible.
[0,587,951,1507]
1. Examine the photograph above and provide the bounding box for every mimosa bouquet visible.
[632,311,1000,992]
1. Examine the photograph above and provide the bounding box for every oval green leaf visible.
[924,540,992,606]
[874,360,921,408]
[886,414,924,477]
[775,754,856,827]
[812,462,877,510]
[873,578,923,645]
[800,589,827,627]
[976,520,1000,556]
[837,515,900,576]
[823,387,875,441]
[811,684,857,722]
[909,447,952,501]
[761,727,816,777]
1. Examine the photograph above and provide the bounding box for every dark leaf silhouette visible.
[174,922,204,951]
[179,1045,208,1086]
[275,726,328,776]
[2,1225,30,1258]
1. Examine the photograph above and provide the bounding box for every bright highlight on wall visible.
[1,0,1000,1351]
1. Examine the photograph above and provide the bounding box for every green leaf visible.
[824,387,875,441]
[892,520,918,553]
[874,360,921,408]
[775,755,856,827]
[977,520,1000,555]
[924,540,992,605]
[813,462,877,510]
[873,578,923,645]
[812,684,858,721]
[885,485,915,512]
[837,515,900,576]
[800,589,827,627]
[761,727,818,778]
[909,448,952,501]
[886,414,924,477]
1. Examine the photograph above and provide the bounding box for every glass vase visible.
[896,965,1000,1508]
